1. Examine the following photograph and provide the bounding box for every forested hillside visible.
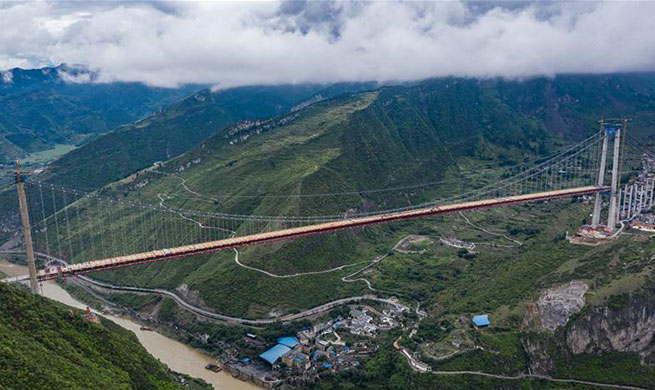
[494,73,655,139]
[0,283,188,390]
[38,72,655,192]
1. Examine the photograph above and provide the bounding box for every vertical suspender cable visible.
[85,195,96,260]
[62,190,74,261]
[38,184,51,257]
[74,195,85,258]
[51,187,63,259]
[107,199,117,257]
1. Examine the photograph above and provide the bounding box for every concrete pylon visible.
[15,160,39,294]
[592,128,609,227]
[608,126,622,229]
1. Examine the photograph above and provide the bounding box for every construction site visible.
[572,119,655,244]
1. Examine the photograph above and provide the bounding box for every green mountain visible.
[6,74,655,389]
[62,79,553,314]
[41,82,378,191]
[494,73,655,140]
[0,65,200,162]
[44,75,655,317]
[39,72,655,192]
[0,283,188,390]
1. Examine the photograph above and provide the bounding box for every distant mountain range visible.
[0,64,202,162]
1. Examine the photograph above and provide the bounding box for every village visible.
[215,302,407,388]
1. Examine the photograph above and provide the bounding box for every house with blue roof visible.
[472,314,490,329]
[277,336,300,348]
[259,344,292,365]
[259,336,303,367]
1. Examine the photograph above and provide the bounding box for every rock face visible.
[537,281,588,331]
[523,291,655,375]
[521,337,557,375]
[566,295,655,364]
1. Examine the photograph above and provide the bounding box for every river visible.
[0,259,259,390]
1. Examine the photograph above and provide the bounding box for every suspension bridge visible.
[3,119,654,294]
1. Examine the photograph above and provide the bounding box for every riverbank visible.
[0,259,259,390]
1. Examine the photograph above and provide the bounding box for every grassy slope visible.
[42,83,377,191]
[0,283,181,390]
[0,83,376,245]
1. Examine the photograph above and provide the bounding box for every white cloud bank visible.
[1,1,654,88]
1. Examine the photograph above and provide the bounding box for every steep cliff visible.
[566,294,655,364]
[522,286,655,381]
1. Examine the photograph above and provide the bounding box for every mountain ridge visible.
[0,65,203,162]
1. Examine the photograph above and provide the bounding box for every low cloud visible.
[0,1,654,88]
[1,69,12,83]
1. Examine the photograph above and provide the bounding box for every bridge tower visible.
[591,121,610,227]
[606,119,627,230]
[14,160,39,294]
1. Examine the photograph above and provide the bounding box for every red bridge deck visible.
[36,185,609,281]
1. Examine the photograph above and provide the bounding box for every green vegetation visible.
[310,350,610,390]
[6,75,655,389]
[107,293,161,311]
[42,82,376,191]
[0,283,190,390]
[429,330,528,375]
[22,144,78,164]
[0,65,199,162]
[557,351,655,388]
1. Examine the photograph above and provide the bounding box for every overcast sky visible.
[1,1,654,88]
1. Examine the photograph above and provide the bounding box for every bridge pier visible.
[14,160,39,295]
[592,125,609,227]
[607,120,626,229]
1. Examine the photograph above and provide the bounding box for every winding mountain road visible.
[428,370,651,390]
[0,250,407,326]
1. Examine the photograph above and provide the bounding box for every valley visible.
[0,65,202,163]
[4,74,655,390]
[4,3,655,389]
